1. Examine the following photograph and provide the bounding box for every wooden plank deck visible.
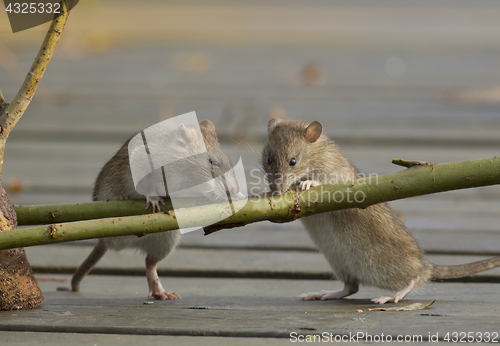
[1,0,500,344]
[2,276,500,342]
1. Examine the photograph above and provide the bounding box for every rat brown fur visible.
[262,118,500,304]
[72,120,241,300]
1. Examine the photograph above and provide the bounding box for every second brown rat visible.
[262,118,500,304]
[71,120,242,300]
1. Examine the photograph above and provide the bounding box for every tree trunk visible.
[0,186,43,310]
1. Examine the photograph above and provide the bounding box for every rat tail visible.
[71,240,108,291]
[431,256,500,279]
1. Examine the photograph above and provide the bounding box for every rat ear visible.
[268,118,283,134]
[304,121,322,143]
[199,120,215,132]
[176,124,194,146]
[199,119,218,142]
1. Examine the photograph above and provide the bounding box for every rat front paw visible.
[299,180,318,191]
[148,290,181,300]
[145,196,166,213]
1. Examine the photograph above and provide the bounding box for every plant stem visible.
[1,156,499,250]
[0,1,69,182]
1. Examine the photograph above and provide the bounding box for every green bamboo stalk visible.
[1,156,499,250]
[205,156,500,234]
[14,199,172,225]
[13,197,216,225]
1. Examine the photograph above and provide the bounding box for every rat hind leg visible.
[146,256,180,300]
[371,277,418,304]
[300,282,359,301]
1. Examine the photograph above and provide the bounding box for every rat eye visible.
[289,157,297,166]
[209,159,219,167]
[268,155,273,165]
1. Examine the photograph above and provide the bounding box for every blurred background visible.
[0,0,499,253]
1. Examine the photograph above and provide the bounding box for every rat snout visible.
[227,184,246,200]
[224,172,246,200]
[231,192,246,200]
[267,173,290,195]
[226,183,240,197]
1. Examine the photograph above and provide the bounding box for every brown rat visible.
[72,120,242,300]
[262,118,500,304]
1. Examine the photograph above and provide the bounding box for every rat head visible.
[262,118,325,195]
[160,120,242,201]
[199,120,243,200]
